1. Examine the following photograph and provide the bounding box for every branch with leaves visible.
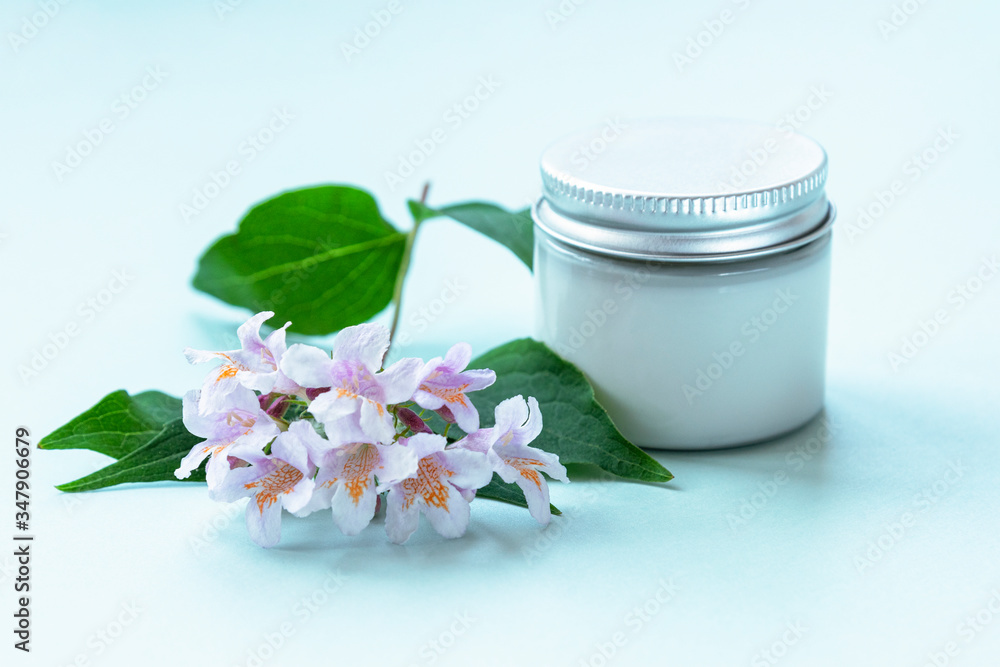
[40,184,671,547]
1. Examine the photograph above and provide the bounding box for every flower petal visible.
[442,342,472,372]
[515,471,553,525]
[236,311,274,351]
[379,357,423,404]
[181,390,215,437]
[493,395,530,439]
[399,433,447,461]
[461,368,496,392]
[283,420,335,466]
[291,465,336,518]
[308,390,359,424]
[449,399,482,434]
[204,449,237,489]
[359,398,395,444]
[271,427,311,474]
[384,484,421,544]
[440,448,493,491]
[209,461,265,503]
[332,322,390,370]
[330,481,378,536]
[175,441,213,480]
[522,396,544,443]
[489,442,567,525]
[281,475,315,515]
[245,494,283,548]
[281,343,336,388]
[375,442,419,485]
[422,490,472,539]
[454,428,495,455]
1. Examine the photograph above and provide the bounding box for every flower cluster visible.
[175,312,567,547]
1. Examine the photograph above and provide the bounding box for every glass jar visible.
[532,118,835,450]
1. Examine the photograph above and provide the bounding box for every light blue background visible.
[2,1,999,665]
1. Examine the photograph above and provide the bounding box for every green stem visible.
[387,182,429,357]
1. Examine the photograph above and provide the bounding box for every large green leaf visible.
[55,419,205,493]
[409,200,533,269]
[38,389,181,460]
[194,185,407,335]
[466,339,673,483]
[476,475,561,515]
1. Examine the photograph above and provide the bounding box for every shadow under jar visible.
[532,118,835,450]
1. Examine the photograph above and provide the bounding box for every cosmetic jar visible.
[532,118,834,449]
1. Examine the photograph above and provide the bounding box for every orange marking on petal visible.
[519,469,541,487]
[344,477,370,504]
[504,456,546,489]
[421,383,470,407]
[244,462,303,514]
[398,483,418,512]
[401,456,454,511]
[340,444,379,505]
[214,354,250,383]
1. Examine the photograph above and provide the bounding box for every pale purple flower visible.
[280,323,422,444]
[304,441,419,536]
[179,313,571,547]
[378,433,493,544]
[459,396,567,525]
[185,311,298,411]
[175,386,279,488]
[413,343,495,433]
[210,424,316,548]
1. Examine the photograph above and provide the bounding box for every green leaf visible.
[466,339,673,483]
[194,185,407,335]
[476,475,561,515]
[409,200,533,269]
[55,419,205,493]
[38,390,181,460]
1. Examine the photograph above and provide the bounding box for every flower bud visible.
[397,407,431,434]
[436,405,457,424]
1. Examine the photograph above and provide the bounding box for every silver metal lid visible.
[534,118,834,262]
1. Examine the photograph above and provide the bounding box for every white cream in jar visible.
[532,119,835,450]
